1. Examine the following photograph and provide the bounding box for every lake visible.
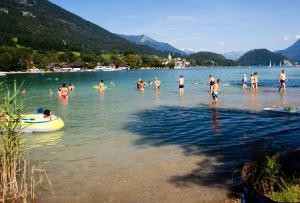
[1,67,300,203]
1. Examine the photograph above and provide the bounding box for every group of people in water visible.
[55,83,76,99]
[136,78,161,91]
[241,69,287,92]
[48,69,287,107]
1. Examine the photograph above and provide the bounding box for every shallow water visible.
[1,67,300,202]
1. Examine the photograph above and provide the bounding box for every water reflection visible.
[211,108,221,135]
[23,131,64,149]
[279,91,286,105]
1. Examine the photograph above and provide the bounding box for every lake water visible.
[1,67,300,203]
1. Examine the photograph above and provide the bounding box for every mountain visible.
[277,40,300,62]
[239,49,288,66]
[0,0,164,55]
[118,34,187,56]
[223,51,244,61]
[182,49,196,55]
[187,51,238,66]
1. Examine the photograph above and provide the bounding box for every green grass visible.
[271,179,300,202]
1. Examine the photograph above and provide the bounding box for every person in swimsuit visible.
[136,79,142,89]
[60,84,68,99]
[178,75,184,95]
[279,70,287,92]
[68,84,75,91]
[154,77,161,91]
[211,79,221,105]
[98,80,105,92]
[139,80,145,91]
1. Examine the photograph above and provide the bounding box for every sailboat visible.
[280,61,282,67]
[273,62,276,68]
[269,61,272,68]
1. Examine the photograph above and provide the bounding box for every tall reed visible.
[0,81,53,202]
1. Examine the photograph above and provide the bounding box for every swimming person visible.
[109,82,115,88]
[139,80,145,91]
[208,75,216,92]
[136,79,142,89]
[60,84,68,99]
[48,88,53,95]
[211,79,221,105]
[178,75,184,95]
[279,70,287,92]
[98,80,105,92]
[154,77,161,90]
[68,84,75,91]
[242,74,247,89]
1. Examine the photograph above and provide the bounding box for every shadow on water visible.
[124,106,300,188]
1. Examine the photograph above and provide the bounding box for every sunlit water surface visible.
[1,67,300,203]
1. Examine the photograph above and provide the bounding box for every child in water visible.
[43,109,53,120]
[211,79,221,105]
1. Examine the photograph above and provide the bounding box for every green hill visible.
[187,51,238,66]
[0,0,163,55]
[239,49,287,66]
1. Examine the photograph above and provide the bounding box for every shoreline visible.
[1,65,299,75]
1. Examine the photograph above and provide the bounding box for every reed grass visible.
[271,178,300,202]
[0,81,54,202]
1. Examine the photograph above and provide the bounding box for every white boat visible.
[94,66,113,72]
[269,61,272,68]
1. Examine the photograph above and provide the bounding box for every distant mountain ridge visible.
[0,0,164,55]
[277,40,300,62]
[239,49,288,65]
[118,34,188,56]
[187,51,238,66]
[223,51,244,60]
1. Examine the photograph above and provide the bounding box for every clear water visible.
[1,67,300,202]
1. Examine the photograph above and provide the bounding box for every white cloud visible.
[217,42,226,46]
[283,35,290,41]
[296,34,300,39]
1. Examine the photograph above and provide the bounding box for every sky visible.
[49,0,300,53]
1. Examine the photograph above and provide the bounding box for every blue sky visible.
[50,0,300,53]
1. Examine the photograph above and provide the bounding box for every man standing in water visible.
[178,75,184,95]
[211,79,221,105]
[279,70,287,92]
[154,77,161,91]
